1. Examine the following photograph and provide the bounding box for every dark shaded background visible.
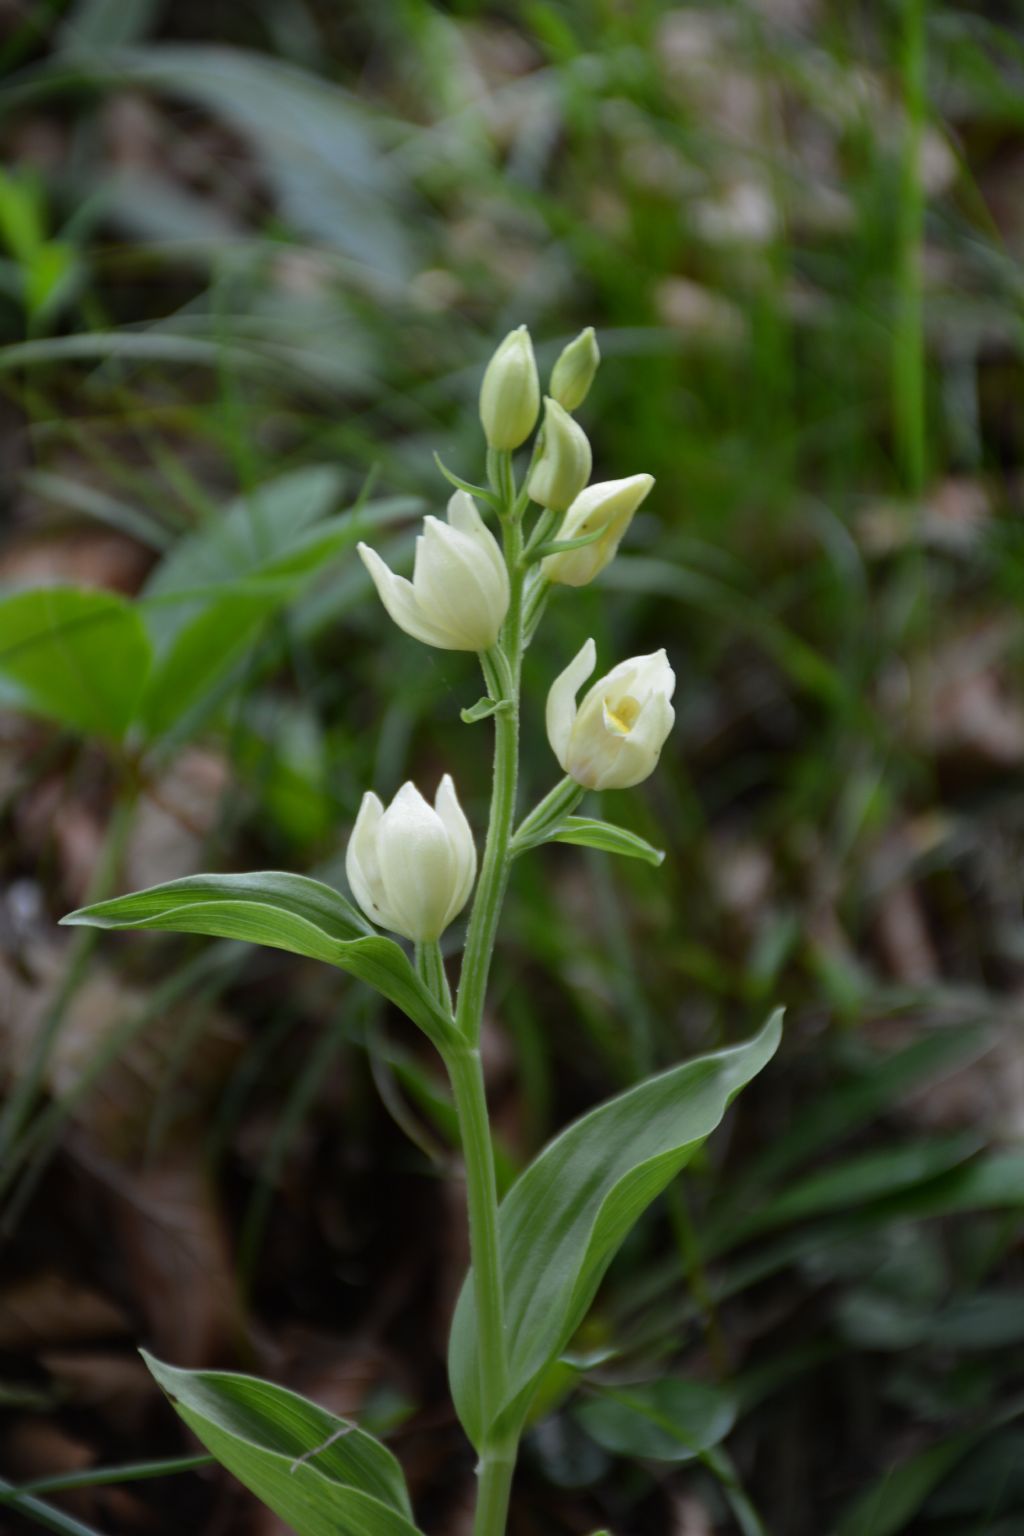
[1,1,1023,1532]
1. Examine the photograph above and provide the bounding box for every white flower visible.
[358,492,509,652]
[527,397,592,513]
[541,474,654,588]
[546,639,676,790]
[346,776,477,942]
[479,325,540,450]
[549,326,600,412]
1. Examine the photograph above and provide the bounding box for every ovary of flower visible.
[541,473,654,588]
[357,491,509,652]
[546,639,676,791]
[346,775,477,942]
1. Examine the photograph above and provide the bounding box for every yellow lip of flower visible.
[603,695,641,735]
[546,639,676,791]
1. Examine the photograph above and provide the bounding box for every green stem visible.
[455,525,524,1048]
[472,1446,516,1536]
[445,1041,510,1434]
[415,940,453,1014]
[444,454,532,1535]
[511,775,584,854]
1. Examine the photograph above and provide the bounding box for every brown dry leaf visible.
[882,619,1024,768]
[1,1417,93,1481]
[872,880,939,985]
[126,748,231,891]
[0,529,149,595]
[856,479,992,557]
[0,1272,129,1350]
[40,1350,155,1434]
[671,1491,716,1535]
[0,930,240,1161]
[111,1157,239,1366]
[656,279,746,346]
[15,775,107,909]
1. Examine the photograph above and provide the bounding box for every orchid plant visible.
[64,327,781,1536]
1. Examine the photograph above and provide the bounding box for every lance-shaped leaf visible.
[0,585,152,741]
[548,817,664,866]
[62,872,457,1052]
[448,1012,782,1449]
[144,1355,424,1536]
[576,1378,737,1463]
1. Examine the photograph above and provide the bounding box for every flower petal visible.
[378,781,455,941]
[345,791,390,929]
[358,542,456,649]
[435,772,477,926]
[546,638,597,771]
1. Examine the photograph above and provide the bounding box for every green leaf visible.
[529,526,607,561]
[710,1133,979,1252]
[0,1476,106,1536]
[549,817,665,867]
[139,491,412,745]
[70,45,416,280]
[143,1355,424,1536]
[144,466,342,610]
[0,585,152,740]
[137,468,358,742]
[433,454,501,509]
[576,1378,736,1463]
[448,1011,782,1448]
[25,241,78,324]
[61,872,457,1052]
[460,695,513,725]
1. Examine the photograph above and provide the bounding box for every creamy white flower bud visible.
[527,397,592,513]
[346,775,477,942]
[479,325,540,450]
[546,639,676,791]
[549,326,600,412]
[358,491,509,652]
[541,473,654,588]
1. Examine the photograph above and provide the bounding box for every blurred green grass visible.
[1,1,1023,1533]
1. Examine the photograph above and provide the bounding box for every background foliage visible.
[1,1,1023,1532]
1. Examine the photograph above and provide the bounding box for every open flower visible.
[358,491,509,652]
[546,639,676,790]
[346,776,477,942]
[541,473,654,588]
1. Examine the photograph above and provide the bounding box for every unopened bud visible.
[527,397,592,513]
[542,473,654,588]
[479,325,540,451]
[549,326,600,412]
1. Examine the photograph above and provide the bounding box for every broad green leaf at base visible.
[448,1011,783,1449]
[143,1355,425,1536]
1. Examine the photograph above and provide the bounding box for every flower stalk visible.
[347,324,667,1534]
